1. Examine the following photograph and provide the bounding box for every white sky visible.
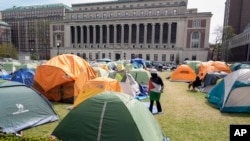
[0,0,225,43]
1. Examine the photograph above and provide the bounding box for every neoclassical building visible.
[50,0,212,63]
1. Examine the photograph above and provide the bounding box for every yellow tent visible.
[73,77,122,107]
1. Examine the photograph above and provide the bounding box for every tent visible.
[33,54,97,103]
[170,64,196,82]
[130,58,146,68]
[230,63,250,72]
[207,69,250,113]
[0,80,59,133]
[200,71,228,93]
[73,77,122,107]
[11,68,35,87]
[118,72,141,97]
[52,91,169,141]
[183,60,201,74]
[198,61,231,80]
[128,69,150,86]
[93,67,109,77]
[0,67,11,80]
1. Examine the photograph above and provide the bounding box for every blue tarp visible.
[11,68,35,87]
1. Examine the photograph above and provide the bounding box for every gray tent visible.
[0,80,59,133]
[200,71,228,93]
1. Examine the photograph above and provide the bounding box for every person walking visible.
[148,69,164,114]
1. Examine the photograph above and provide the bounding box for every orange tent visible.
[198,61,231,80]
[33,54,97,103]
[170,64,196,82]
[73,77,122,107]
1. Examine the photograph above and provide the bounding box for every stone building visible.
[1,3,72,59]
[50,0,212,63]
[0,21,11,45]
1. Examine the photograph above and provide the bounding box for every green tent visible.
[52,91,169,141]
[128,69,150,86]
[0,80,59,133]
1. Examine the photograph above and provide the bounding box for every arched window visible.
[191,31,200,48]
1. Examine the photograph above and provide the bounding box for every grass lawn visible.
[21,71,250,141]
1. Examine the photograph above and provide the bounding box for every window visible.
[165,9,168,15]
[148,10,152,16]
[96,13,100,18]
[83,14,87,19]
[117,12,121,17]
[192,32,199,39]
[173,9,177,15]
[162,54,166,61]
[192,20,201,27]
[77,14,81,19]
[146,54,150,60]
[125,11,129,17]
[154,54,158,61]
[103,13,106,18]
[133,11,136,16]
[156,10,160,16]
[89,14,93,18]
[191,31,200,48]
[170,54,174,61]
[110,12,114,17]
[192,55,197,60]
[140,11,144,16]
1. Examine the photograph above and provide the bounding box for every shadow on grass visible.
[205,101,250,117]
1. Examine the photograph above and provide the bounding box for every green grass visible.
[19,72,250,141]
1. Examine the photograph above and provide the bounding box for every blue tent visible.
[130,58,146,68]
[11,68,35,87]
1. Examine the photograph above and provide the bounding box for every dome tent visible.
[52,91,169,141]
[0,80,59,133]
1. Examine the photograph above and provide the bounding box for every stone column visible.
[168,22,172,47]
[100,25,103,47]
[136,23,139,47]
[151,23,155,47]
[93,25,96,46]
[107,25,110,47]
[75,26,77,45]
[144,23,147,47]
[81,26,83,45]
[114,24,117,45]
[121,24,124,47]
[160,23,163,48]
[129,24,132,47]
[87,25,90,46]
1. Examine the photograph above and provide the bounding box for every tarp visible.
[52,91,169,141]
[11,68,35,87]
[200,71,228,93]
[0,80,59,133]
[33,54,97,103]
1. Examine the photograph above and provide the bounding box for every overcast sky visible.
[0,0,225,43]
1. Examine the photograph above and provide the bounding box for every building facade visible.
[1,3,72,59]
[224,0,250,34]
[0,21,11,45]
[224,0,250,62]
[50,0,212,63]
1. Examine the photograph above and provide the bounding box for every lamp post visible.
[57,42,60,55]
